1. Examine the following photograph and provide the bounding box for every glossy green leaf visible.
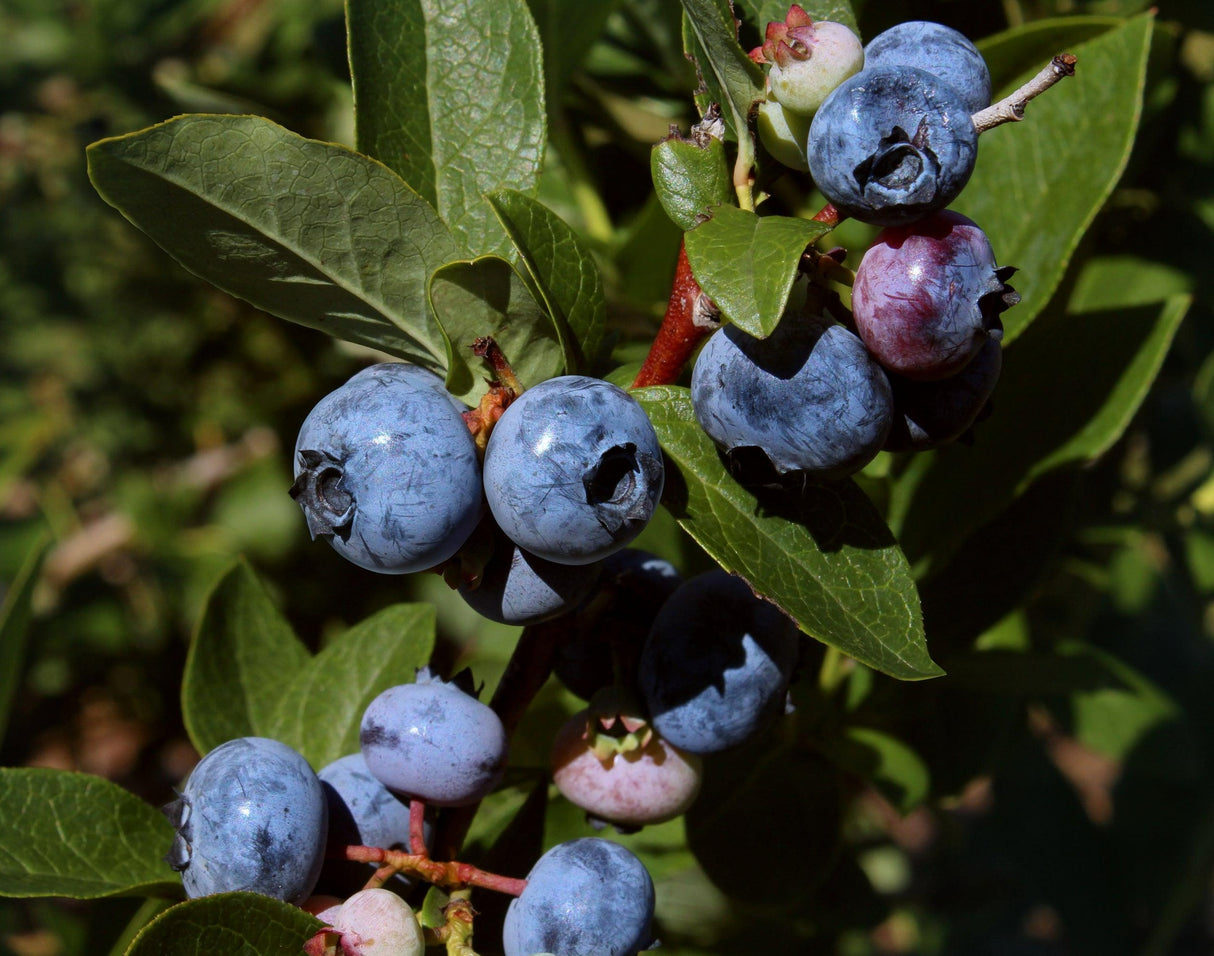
[956,15,1155,341]
[651,135,734,232]
[125,893,320,955]
[635,386,939,681]
[265,603,436,769]
[680,0,765,155]
[683,206,831,337]
[428,256,566,401]
[86,114,457,374]
[893,294,1190,572]
[0,769,178,899]
[979,16,1122,89]
[822,727,930,815]
[183,562,436,767]
[182,559,310,756]
[346,0,546,257]
[0,533,48,746]
[487,189,608,372]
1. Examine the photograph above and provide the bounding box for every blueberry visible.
[885,337,1002,451]
[459,537,603,626]
[755,10,864,118]
[756,100,811,172]
[502,838,656,956]
[690,310,893,478]
[360,670,508,807]
[807,66,979,226]
[864,21,992,114]
[552,711,702,828]
[482,376,664,566]
[316,752,431,895]
[328,888,425,956]
[851,211,1018,380]
[639,571,800,755]
[164,736,327,903]
[290,363,483,573]
[554,549,683,701]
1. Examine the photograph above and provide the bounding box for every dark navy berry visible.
[360,670,507,807]
[554,549,683,701]
[482,376,664,566]
[164,737,327,903]
[852,211,1018,380]
[885,337,1002,451]
[807,66,979,226]
[639,571,800,755]
[459,538,603,626]
[290,363,483,573]
[864,21,992,115]
[691,311,893,478]
[502,838,656,956]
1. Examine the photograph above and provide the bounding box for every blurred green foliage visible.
[1,0,1214,952]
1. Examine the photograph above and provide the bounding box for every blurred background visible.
[1,0,1213,952]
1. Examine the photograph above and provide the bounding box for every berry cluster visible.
[290,362,664,626]
[722,9,1019,478]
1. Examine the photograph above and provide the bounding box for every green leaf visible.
[418,885,450,929]
[0,533,48,747]
[686,744,843,904]
[86,114,457,374]
[428,256,566,401]
[0,769,178,899]
[635,386,939,681]
[683,206,830,337]
[183,562,436,767]
[821,727,930,815]
[182,560,311,756]
[346,0,547,257]
[680,0,765,158]
[486,189,607,372]
[651,134,734,232]
[125,893,320,955]
[265,603,436,769]
[957,14,1155,341]
[893,294,1190,572]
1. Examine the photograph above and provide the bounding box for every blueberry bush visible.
[1,0,1213,952]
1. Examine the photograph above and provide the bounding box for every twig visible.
[631,241,719,389]
[972,54,1077,133]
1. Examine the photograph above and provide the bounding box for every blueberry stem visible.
[971,53,1077,133]
[344,845,529,896]
[631,241,718,388]
[410,799,430,860]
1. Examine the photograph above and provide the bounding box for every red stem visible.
[631,241,711,389]
[811,202,844,228]
[345,845,528,897]
[410,799,429,859]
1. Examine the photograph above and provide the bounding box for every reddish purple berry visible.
[851,211,1018,381]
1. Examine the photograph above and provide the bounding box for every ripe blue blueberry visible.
[864,21,992,115]
[164,736,327,903]
[502,838,656,956]
[290,363,483,574]
[360,670,508,807]
[482,376,664,566]
[807,66,979,226]
[639,570,800,755]
[554,549,683,701]
[459,538,603,626]
[851,211,1018,380]
[317,752,430,894]
[885,337,1002,451]
[691,310,893,478]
